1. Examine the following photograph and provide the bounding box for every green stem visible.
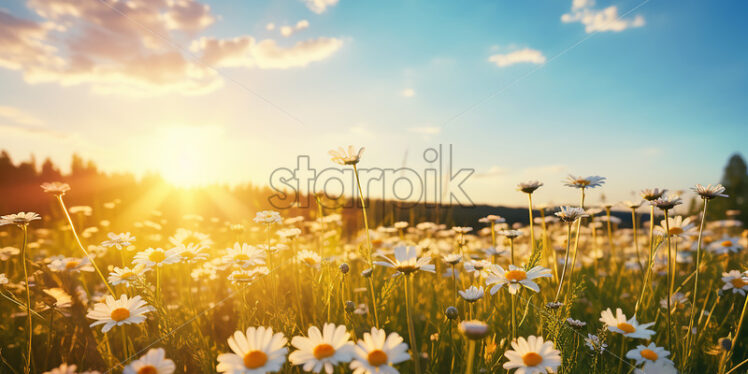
[57,196,115,297]
[527,193,535,252]
[465,340,476,374]
[353,164,379,328]
[555,222,573,302]
[21,225,32,374]
[635,205,656,315]
[664,209,673,352]
[686,200,709,360]
[404,275,421,374]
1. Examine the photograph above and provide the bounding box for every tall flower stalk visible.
[553,206,587,301]
[518,181,543,252]
[330,146,379,328]
[686,184,728,358]
[651,194,683,351]
[42,183,115,296]
[636,188,667,314]
[1,212,41,374]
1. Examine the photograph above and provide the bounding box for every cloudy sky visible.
[0,0,746,206]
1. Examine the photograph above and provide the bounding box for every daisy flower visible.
[0,273,7,285]
[691,184,728,200]
[721,270,748,295]
[486,265,551,295]
[0,246,20,260]
[459,285,484,303]
[43,363,100,374]
[44,288,72,309]
[555,206,589,223]
[640,188,667,201]
[443,254,462,265]
[374,245,435,275]
[254,210,282,224]
[498,229,523,239]
[0,212,41,226]
[329,146,364,165]
[650,195,682,211]
[626,343,673,367]
[108,265,149,287]
[49,256,94,273]
[634,360,677,374]
[216,326,288,374]
[132,248,182,268]
[517,181,543,194]
[40,182,71,196]
[168,228,213,248]
[173,243,208,263]
[709,236,743,255]
[101,232,135,250]
[87,295,154,333]
[289,323,354,373]
[123,348,175,374]
[655,216,696,238]
[599,308,655,340]
[563,175,606,189]
[503,335,562,374]
[297,250,322,268]
[349,327,410,374]
[464,259,492,278]
[277,228,302,240]
[225,243,266,268]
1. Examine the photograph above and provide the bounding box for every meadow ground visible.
[0,150,746,374]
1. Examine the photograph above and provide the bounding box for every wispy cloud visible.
[280,20,310,37]
[302,0,340,14]
[488,48,546,67]
[0,106,44,126]
[561,0,645,33]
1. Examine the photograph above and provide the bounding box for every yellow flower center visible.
[640,348,658,361]
[243,350,268,369]
[65,261,79,269]
[136,365,158,374]
[522,352,543,366]
[119,271,136,279]
[313,343,336,360]
[668,227,683,236]
[731,278,747,289]
[617,322,636,334]
[110,307,130,322]
[303,257,318,265]
[721,240,733,247]
[367,349,388,366]
[233,273,252,281]
[148,250,166,263]
[234,254,250,262]
[575,179,590,186]
[505,270,527,282]
[181,251,195,260]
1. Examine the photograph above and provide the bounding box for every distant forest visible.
[0,151,745,230]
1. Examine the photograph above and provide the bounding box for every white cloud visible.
[408,126,441,135]
[488,48,546,67]
[302,0,340,14]
[280,20,310,37]
[562,0,645,33]
[266,23,275,31]
[0,1,343,96]
[401,88,415,98]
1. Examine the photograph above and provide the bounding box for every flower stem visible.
[404,275,421,374]
[686,199,708,360]
[555,222,573,302]
[56,196,115,296]
[527,193,535,252]
[635,205,656,315]
[353,164,379,328]
[465,340,476,374]
[664,209,673,352]
[21,225,32,374]
[631,208,644,275]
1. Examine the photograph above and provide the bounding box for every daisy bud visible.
[445,306,459,320]
[361,268,373,278]
[546,301,564,310]
[340,263,350,274]
[459,320,489,340]
[344,300,355,313]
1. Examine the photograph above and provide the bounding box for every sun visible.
[153,126,221,187]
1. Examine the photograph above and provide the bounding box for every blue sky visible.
[0,0,746,206]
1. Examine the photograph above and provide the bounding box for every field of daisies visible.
[0,147,746,374]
